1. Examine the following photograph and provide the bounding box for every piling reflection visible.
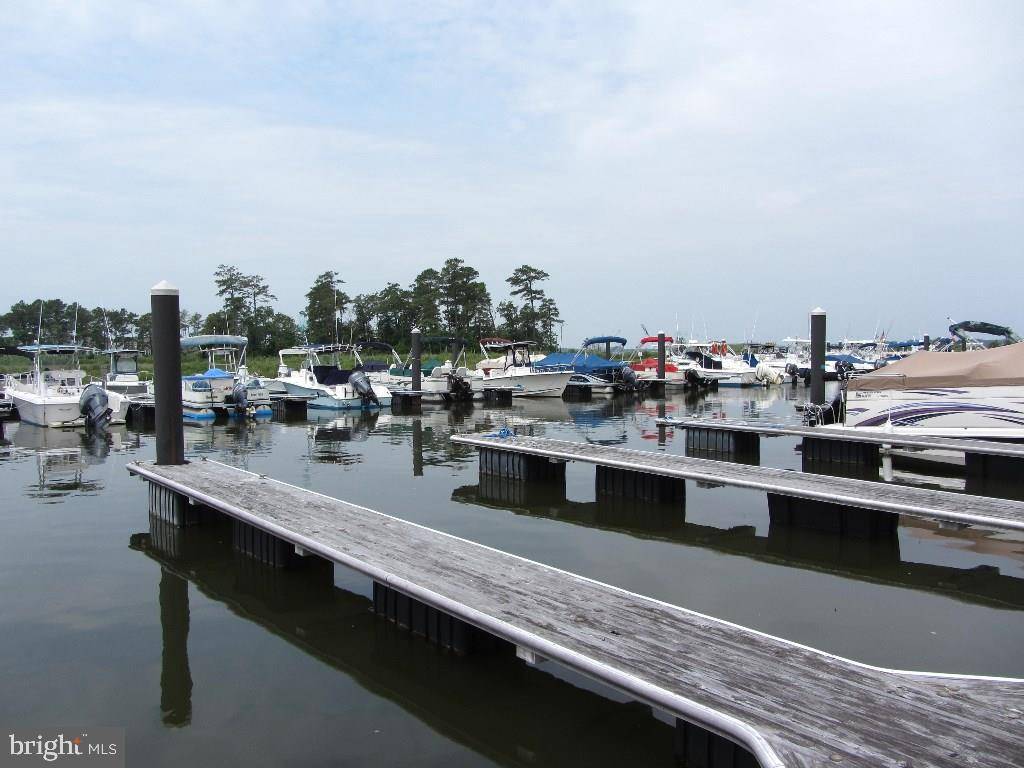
[452,479,1024,610]
[128,517,675,766]
[158,567,192,727]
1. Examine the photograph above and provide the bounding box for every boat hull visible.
[483,370,572,398]
[843,386,1024,438]
[282,380,392,410]
[10,392,129,428]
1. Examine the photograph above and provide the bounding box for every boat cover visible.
[848,343,1024,391]
[534,352,623,375]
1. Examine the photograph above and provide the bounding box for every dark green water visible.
[1,385,1022,766]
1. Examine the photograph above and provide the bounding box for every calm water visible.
[2,385,1023,766]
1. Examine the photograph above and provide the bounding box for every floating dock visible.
[657,417,1024,479]
[127,458,1024,768]
[450,433,1024,532]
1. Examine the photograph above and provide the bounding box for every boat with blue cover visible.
[179,335,272,420]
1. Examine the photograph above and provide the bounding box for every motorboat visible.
[180,335,272,420]
[101,348,150,396]
[5,344,129,428]
[364,338,482,403]
[535,336,643,393]
[475,341,572,398]
[268,344,392,410]
[821,342,1024,438]
[475,338,516,375]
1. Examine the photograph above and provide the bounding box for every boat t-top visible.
[101,348,150,396]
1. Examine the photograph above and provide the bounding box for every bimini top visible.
[479,337,514,349]
[483,340,536,352]
[535,352,624,375]
[848,342,1024,391]
[638,336,674,345]
[582,336,628,347]
[17,344,97,355]
[180,334,248,350]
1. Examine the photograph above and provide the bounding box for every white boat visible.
[362,339,482,403]
[268,344,392,410]
[180,335,272,419]
[5,344,129,428]
[835,342,1024,438]
[475,341,571,398]
[101,348,150,396]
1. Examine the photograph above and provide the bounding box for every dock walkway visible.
[450,433,1024,532]
[128,458,1023,768]
[656,417,1024,458]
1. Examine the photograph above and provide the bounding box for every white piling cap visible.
[657,330,666,336]
[151,280,179,296]
[412,327,421,334]
[810,307,826,315]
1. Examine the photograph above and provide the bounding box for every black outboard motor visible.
[231,381,249,414]
[348,369,379,407]
[618,364,638,390]
[79,383,112,430]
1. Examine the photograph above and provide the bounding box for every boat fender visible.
[79,383,112,429]
[348,369,379,406]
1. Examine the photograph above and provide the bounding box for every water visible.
[2,385,1023,766]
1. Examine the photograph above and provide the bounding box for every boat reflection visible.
[4,423,138,500]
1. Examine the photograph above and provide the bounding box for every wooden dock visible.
[450,433,1024,532]
[656,416,1024,459]
[127,458,1024,768]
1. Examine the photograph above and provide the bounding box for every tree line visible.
[1,259,561,356]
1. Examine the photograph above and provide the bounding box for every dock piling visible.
[151,280,185,466]
[657,331,666,381]
[923,334,930,351]
[411,327,422,394]
[810,307,826,406]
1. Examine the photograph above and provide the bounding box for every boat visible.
[475,338,516,375]
[269,344,392,410]
[101,348,150,396]
[535,336,643,393]
[179,335,272,420]
[475,341,572,398]
[4,344,129,428]
[822,342,1024,438]
[364,338,482,403]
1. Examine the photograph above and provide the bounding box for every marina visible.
[3,5,1023,764]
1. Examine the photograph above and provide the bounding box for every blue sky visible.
[2,1,1022,343]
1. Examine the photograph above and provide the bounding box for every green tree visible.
[437,258,492,341]
[303,271,349,344]
[408,268,441,334]
[136,313,152,353]
[503,264,558,346]
[213,264,248,333]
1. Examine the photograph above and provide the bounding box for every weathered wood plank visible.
[657,417,1024,458]
[451,433,1024,532]
[127,458,1024,768]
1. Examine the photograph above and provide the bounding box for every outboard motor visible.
[834,360,854,381]
[348,369,379,407]
[231,381,249,414]
[619,364,638,389]
[79,383,112,430]
[803,390,845,427]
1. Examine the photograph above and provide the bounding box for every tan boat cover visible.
[848,343,1024,391]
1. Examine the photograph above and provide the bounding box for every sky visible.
[1,1,1022,344]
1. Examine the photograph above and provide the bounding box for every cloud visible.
[0,1,1021,339]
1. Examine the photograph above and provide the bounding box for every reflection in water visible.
[129,519,675,766]
[453,479,1024,611]
[159,567,192,727]
[3,423,140,501]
